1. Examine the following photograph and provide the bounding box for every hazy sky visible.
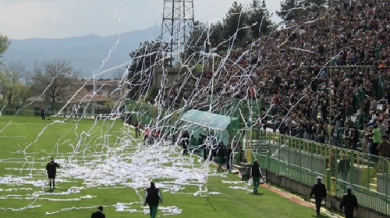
[0,0,283,40]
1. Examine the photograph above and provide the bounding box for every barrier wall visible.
[252,130,390,217]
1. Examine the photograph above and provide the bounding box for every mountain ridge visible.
[3,26,160,78]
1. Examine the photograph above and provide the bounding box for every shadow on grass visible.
[250,192,264,196]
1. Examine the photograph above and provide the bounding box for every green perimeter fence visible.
[250,129,390,216]
[0,109,98,118]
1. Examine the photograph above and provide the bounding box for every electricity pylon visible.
[161,0,194,66]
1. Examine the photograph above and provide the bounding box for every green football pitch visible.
[0,115,334,218]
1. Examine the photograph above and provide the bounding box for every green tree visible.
[185,1,276,61]
[0,62,29,107]
[208,22,225,51]
[185,21,225,63]
[277,0,304,21]
[185,21,208,61]
[0,34,10,57]
[223,2,248,46]
[127,41,168,100]
[277,0,326,22]
[0,34,11,66]
[30,60,79,110]
[245,0,275,38]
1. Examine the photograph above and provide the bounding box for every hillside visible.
[2,26,160,78]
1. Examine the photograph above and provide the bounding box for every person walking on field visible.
[310,176,327,216]
[46,158,60,190]
[40,106,45,120]
[250,161,262,194]
[340,186,358,218]
[144,181,162,218]
[91,206,105,218]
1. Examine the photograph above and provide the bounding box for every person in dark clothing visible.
[317,122,326,143]
[198,134,205,146]
[310,176,327,216]
[198,135,207,161]
[340,186,358,218]
[202,144,208,161]
[46,158,60,190]
[304,119,313,140]
[210,136,218,158]
[144,182,162,218]
[91,206,105,218]
[216,143,226,172]
[343,125,352,149]
[250,161,262,194]
[40,106,45,120]
[226,145,233,172]
[181,131,189,155]
[351,126,359,150]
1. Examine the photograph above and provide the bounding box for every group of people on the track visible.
[142,124,161,145]
[310,176,358,218]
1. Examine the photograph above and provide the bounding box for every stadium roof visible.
[180,109,238,131]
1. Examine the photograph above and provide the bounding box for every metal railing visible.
[251,129,390,216]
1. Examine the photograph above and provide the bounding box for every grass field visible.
[0,115,333,218]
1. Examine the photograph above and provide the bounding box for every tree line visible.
[0,35,80,111]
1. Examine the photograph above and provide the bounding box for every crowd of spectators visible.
[159,0,390,158]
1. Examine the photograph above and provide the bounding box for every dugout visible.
[179,109,239,146]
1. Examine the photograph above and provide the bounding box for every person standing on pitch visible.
[226,145,233,172]
[310,176,327,216]
[144,181,162,218]
[134,120,140,137]
[216,142,226,172]
[91,206,105,218]
[46,158,60,190]
[340,186,358,218]
[181,131,189,155]
[250,161,262,193]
